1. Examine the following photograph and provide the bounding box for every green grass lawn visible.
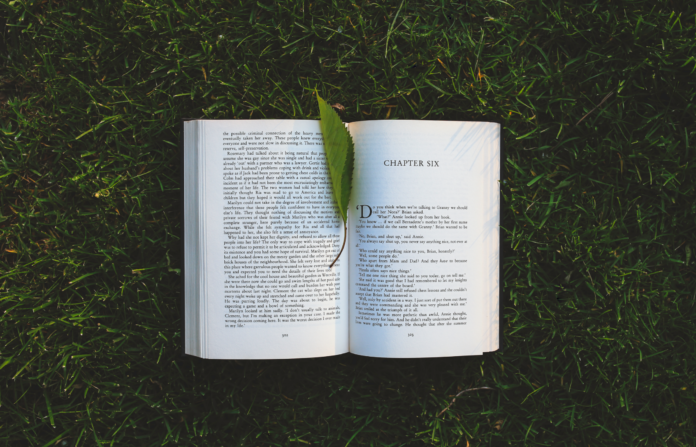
[1,0,695,445]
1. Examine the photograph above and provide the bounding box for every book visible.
[180,119,501,359]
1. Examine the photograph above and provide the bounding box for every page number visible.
[282,334,288,338]
[408,333,414,337]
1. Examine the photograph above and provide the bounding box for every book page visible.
[347,120,500,358]
[196,120,349,359]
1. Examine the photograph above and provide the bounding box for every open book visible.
[181,119,501,359]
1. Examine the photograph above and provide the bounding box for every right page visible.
[347,121,500,358]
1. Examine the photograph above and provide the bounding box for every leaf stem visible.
[329,220,347,269]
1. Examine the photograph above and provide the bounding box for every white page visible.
[347,120,500,358]
[198,120,349,359]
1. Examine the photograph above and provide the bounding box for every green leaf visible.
[317,93,353,222]
[340,133,355,221]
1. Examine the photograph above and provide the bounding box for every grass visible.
[1,0,695,445]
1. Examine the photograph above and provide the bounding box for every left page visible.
[187,120,349,359]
